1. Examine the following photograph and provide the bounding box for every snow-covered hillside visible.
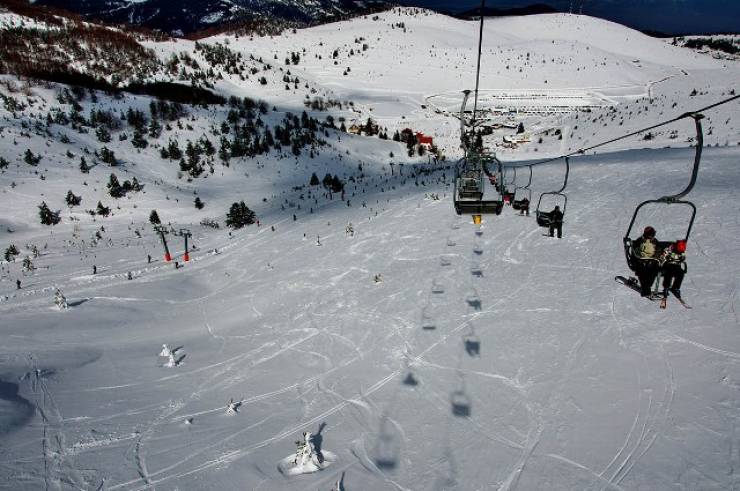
[1,7,740,490]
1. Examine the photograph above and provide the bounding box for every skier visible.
[632,226,660,297]
[147,254,151,264]
[661,240,686,298]
[16,279,20,289]
[519,197,530,216]
[548,205,563,238]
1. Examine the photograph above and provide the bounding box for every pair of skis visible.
[615,276,691,309]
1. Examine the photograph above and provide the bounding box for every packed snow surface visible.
[1,7,740,491]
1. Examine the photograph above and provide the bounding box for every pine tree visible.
[0,157,8,169]
[225,201,256,229]
[38,201,60,225]
[24,149,41,166]
[108,173,124,198]
[96,201,110,217]
[4,244,19,262]
[79,157,90,173]
[99,147,117,166]
[132,129,148,149]
[96,126,111,143]
[194,197,205,209]
[65,190,82,206]
[149,210,161,225]
[309,172,320,186]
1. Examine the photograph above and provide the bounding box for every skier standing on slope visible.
[632,226,660,297]
[661,240,686,298]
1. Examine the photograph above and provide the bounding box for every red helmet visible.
[675,240,687,253]
[643,226,656,238]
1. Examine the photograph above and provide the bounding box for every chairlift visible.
[535,157,569,228]
[501,166,516,204]
[453,90,504,216]
[512,165,533,210]
[451,390,471,417]
[619,114,702,280]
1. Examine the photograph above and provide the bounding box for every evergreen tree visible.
[309,172,320,186]
[132,129,148,149]
[4,244,19,262]
[194,197,205,209]
[24,149,41,166]
[96,201,110,217]
[148,119,162,139]
[225,201,256,229]
[99,147,117,165]
[0,157,8,169]
[38,201,60,225]
[108,173,124,198]
[96,126,111,143]
[149,209,161,225]
[79,157,90,173]
[65,190,82,207]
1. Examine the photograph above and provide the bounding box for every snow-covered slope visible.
[1,8,740,491]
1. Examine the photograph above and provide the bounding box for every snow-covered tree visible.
[66,190,82,207]
[22,256,34,273]
[38,202,60,225]
[53,289,67,310]
[4,244,19,262]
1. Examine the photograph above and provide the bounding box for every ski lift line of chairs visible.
[512,165,533,211]
[620,113,703,280]
[535,156,570,228]
[453,89,505,217]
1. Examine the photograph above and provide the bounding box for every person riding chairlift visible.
[661,239,687,299]
[632,226,660,297]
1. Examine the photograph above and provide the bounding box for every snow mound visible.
[277,450,337,476]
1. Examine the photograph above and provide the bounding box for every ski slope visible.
[3,145,740,490]
[2,6,740,491]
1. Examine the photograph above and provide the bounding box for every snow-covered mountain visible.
[1,7,740,490]
[33,0,392,35]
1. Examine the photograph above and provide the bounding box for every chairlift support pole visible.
[155,225,171,262]
[180,229,192,262]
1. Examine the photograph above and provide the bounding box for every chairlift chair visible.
[453,90,504,216]
[535,157,569,228]
[620,114,702,279]
[501,166,516,204]
[512,165,533,210]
